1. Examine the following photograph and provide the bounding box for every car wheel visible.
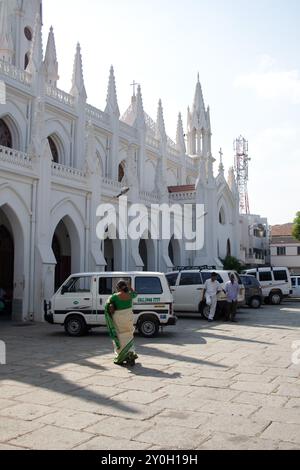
[138,316,160,338]
[201,304,210,320]
[269,292,282,305]
[64,315,87,337]
[249,296,261,309]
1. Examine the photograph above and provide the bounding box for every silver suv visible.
[166,267,245,318]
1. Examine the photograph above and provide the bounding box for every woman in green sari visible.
[105,280,138,367]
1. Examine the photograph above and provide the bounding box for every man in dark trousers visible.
[224,274,240,322]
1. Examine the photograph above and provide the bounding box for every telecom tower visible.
[234,136,251,214]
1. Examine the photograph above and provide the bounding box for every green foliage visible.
[292,211,300,242]
[222,255,244,273]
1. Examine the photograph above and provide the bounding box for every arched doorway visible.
[227,239,231,257]
[0,119,12,148]
[168,236,181,267]
[0,221,14,319]
[138,234,156,272]
[52,220,72,290]
[139,239,148,271]
[104,238,114,272]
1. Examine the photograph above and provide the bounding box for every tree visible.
[222,255,245,273]
[292,212,300,242]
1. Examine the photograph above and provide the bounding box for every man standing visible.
[202,272,222,322]
[225,274,240,322]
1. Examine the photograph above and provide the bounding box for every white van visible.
[44,272,176,337]
[243,267,292,305]
[291,276,300,298]
[165,268,245,316]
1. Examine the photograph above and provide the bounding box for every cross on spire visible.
[130,80,139,96]
[219,147,224,174]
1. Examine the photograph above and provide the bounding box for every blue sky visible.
[43,0,300,225]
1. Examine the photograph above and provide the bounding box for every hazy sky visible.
[42,0,300,225]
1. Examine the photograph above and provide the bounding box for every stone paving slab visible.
[0,302,300,450]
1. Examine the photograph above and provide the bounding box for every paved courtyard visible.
[0,302,300,450]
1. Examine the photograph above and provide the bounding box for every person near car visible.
[104,280,138,367]
[225,274,239,322]
[202,272,222,322]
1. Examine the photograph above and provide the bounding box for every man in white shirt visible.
[202,273,222,322]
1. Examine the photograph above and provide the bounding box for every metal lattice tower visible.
[234,136,251,214]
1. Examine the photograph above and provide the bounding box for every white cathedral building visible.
[0,0,240,322]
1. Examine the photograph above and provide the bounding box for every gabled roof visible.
[271,223,293,237]
[168,184,195,193]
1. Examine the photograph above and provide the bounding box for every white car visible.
[291,276,300,298]
[44,272,176,337]
[243,267,292,305]
[165,268,245,317]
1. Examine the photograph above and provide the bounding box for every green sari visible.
[105,291,137,365]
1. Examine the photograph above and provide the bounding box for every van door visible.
[97,276,132,325]
[258,270,273,296]
[291,277,300,298]
[174,272,203,312]
[55,275,95,323]
[272,269,290,296]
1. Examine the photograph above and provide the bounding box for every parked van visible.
[165,267,245,317]
[291,276,300,298]
[44,272,176,337]
[243,267,292,305]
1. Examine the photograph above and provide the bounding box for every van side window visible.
[135,277,163,295]
[99,278,113,295]
[166,273,178,286]
[273,270,288,281]
[99,277,131,295]
[259,272,272,282]
[179,273,202,286]
[64,276,91,293]
[292,278,296,287]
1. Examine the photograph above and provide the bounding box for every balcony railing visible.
[0,60,32,87]
[0,145,33,169]
[46,85,75,107]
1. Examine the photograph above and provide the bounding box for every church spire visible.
[176,112,186,154]
[26,12,43,74]
[105,65,120,118]
[133,85,146,129]
[44,26,59,86]
[70,43,87,100]
[228,166,238,195]
[156,99,166,141]
[0,0,14,63]
[192,73,207,130]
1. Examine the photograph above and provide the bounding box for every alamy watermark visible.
[0,341,6,365]
[291,340,300,366]
[96,197,205,251]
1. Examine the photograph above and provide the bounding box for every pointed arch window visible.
[219,207,226,225]
[0,119,12,148]
[48,136,59,163]
[24,52,30,70]
[118,161,125,183]
[24,27,33,41]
